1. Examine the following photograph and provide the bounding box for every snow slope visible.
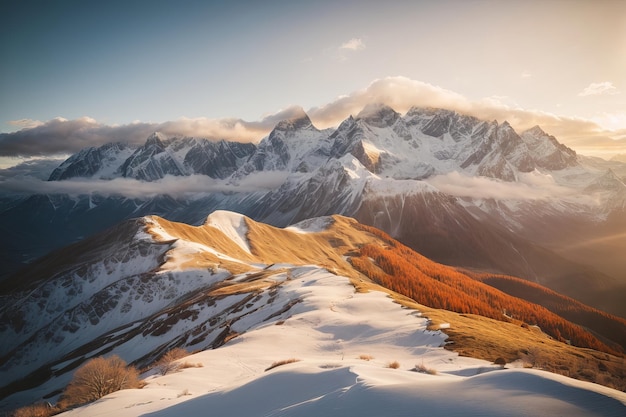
[2,211,625,415]
[60,268,626,417]
[203,210,252,254]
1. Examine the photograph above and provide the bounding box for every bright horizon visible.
[1,0,625,167]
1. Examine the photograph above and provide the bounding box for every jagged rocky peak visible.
[48,142,131,181]
[274,106,315,131]
[404,107,482,139]
[610,154,626,163]
[356,103,400,128]
[332,115,357,134]
[584,169,626,209]
[520,125,578,170]
[523,125,548,137]
[587,168,626,191]
[405,106,456,119]
[144,131,168,148]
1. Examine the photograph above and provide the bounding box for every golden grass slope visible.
[146,214,380,279]
[143,212,626,391]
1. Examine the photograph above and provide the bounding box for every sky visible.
[1,0,625,168]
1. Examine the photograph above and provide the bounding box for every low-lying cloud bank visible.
[0,172,289,199]
[425,171,582,201]
[0,167,583,203]
[0,158,65,181]
[1,76,625,160]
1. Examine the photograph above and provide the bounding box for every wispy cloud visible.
[0,158,65,181]
[425,171,579,201]
[0,172,289,198]
[340,38,365,51]
[521,71,532,79]
[0,108,307,158]
[8,119,43,129]
[578,81,620,97]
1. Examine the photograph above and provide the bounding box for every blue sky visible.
[1,0,625,163]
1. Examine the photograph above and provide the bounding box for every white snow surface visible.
[59,268,626,417]
[203,210,251,254]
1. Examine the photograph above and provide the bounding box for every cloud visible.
[521,71,532,79]
[308,77,468,127]
[340,38,365,51]
[0,158,65,181]
[578,82,620,97]
[8,119,43,129]
[0,116,276,158]
[0,172,289,199]
[591,111,626,131]
[424,171,580,201]
[0,104,318,159]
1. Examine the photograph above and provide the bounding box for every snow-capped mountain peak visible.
[203,210,251,254]
[145,131,168,147]
[356,103,401,128]
[48,142,134,180]
[520,125,578,170]
[273,106,315,131]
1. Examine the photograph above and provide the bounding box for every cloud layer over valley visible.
[0,172,289,199]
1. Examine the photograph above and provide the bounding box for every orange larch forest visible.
[350,223,624,357]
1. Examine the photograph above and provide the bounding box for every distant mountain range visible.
[2,104,625,316]
[3,104,626,412]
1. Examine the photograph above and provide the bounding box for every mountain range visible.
[2,104,626,413]
[2,104,625,315]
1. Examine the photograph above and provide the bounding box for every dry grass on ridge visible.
[146,213,626,391]
[265,358,301,371]
[355,279,626,391]
[245,215,379,280]
[146,214,381,278]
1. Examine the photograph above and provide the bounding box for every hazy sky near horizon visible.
[1,0,625,163]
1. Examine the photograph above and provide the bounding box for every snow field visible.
[59,267,626,417]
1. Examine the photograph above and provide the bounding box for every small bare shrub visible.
[61,355,140,407]
[520,347,544,369]
[413,361,437,375]
[180,361,203,370]
[155,348,190,375]
[387,361,400,369]
[358,354,374,361]
[494,357,506,368]
[10,403,54,417]
[319,363,342,369]
[177,388,191,398]
[265,358,300,371]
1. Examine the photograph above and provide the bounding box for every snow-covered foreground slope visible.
[2,210,626,415]
[60,268,626,417]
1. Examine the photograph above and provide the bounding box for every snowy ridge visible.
[2,212,626,415]
[58,267,626,417]
[203,210,251,254]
